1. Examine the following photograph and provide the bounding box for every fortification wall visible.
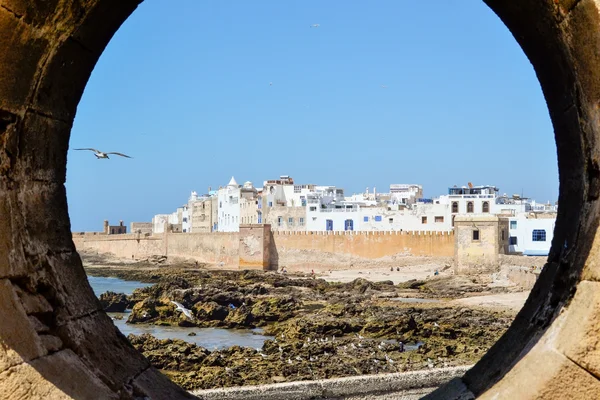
[166,232,239,268]
[271,230,454,270]
[73,230,454,270]
[72,233,165,259]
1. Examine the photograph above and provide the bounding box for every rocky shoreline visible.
[86,264,514,390]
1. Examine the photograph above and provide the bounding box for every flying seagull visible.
[74,148,132,159]
[171,300,194,320]
[310,24,320,28]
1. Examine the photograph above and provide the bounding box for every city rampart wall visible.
[270,230,454,270]
[73,230,454,270]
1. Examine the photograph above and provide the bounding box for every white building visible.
[508,215,556,256]
[217,176,241,232]
[389,184,423,205]
[305,188,452,232]
[152,211,180,234]
[182,204,190,232]
[262,176,316,208]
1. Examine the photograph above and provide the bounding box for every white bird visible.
[259,352,268,358]
[295,356,303,361]
[74,148,132,159]
[269,82,273,86]
[380,85,388,89]
[433,322,440,328]
[287,358,293,364]
[310,23,320,28]
[278,346,284,353]
[170,301,194,320]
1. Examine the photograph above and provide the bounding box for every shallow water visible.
[109,311,271,350]
[87,275,152,296]
[88,275,273,349]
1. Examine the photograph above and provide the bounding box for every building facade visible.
[508,214,556,256]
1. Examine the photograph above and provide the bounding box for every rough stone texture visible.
[453,216,504,275]
[1,0,600,398]
[72,229,455,270]
[193,367,470,400]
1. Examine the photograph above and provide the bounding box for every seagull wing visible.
[171,300,182,308]
[74,148,100,152]
[106,152,132,158]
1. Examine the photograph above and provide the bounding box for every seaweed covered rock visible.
[98,291,129,312]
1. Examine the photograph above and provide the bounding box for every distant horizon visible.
[66,1,559,231]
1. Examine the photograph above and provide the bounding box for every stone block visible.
[54,311,150,390]
[18,111,70,183]
[0,0,60,26]
[0,362,71,400]
[0,349,119,399]
[0,8,49,112]
[30,36,99,122]
[564,0,600,102]
[581,226,600,281]
[478,346,600,399]
[132,367,197,400]
[0,279,46,371]
[18,181,75,254]
[41,250,101,324]
[555,280,600,377]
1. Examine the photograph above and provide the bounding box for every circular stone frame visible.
[1,1,599,399]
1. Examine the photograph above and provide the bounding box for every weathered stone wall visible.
[271,230,454,270]
[73,233,165,259]
[167,232,239,267]
[454,216,501,275]
[130,222,152,235]
[72,229,454,270]
[239,224,271,270]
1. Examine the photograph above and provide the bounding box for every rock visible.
[188,332,197,336]
[193,301,229,322]
[98,291,128,312]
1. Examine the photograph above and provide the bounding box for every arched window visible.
[467,202,474,213]
[482,201,490,213]
[452,202,458,213]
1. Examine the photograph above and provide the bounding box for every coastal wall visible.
[167,232,239,268]
[72,233,165,259]
[73,229,454,270]
[270,230,454,270]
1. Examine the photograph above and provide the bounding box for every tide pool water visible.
[87,275,273,349]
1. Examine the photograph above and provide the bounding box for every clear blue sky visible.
[67,0,558,232]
